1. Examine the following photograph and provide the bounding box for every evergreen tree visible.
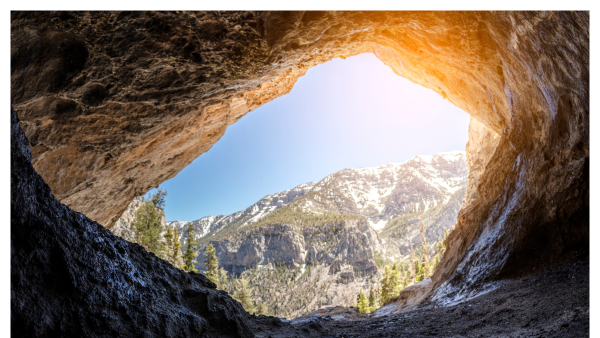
[357,290,368,313]
[380,265,393,305]
[408,227,417,284]
[368,285,377,311]
[418,203,430,278]
[182,223,199,273]
[172,227,183,268]
[164,226,174,255]
[132,189,167,258]
[390,263,401,297]
[415,256,427,282]
[203,243,219,284]
[255,302,268,316]
[218,267,229,291]
[163,226,183,268]
[234,277,255,314]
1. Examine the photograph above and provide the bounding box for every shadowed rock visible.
[11,108,253,337]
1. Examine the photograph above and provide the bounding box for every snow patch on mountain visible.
[167,150,467,239]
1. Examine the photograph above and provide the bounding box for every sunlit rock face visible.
[462,117,501,207]
[11,11,588,308]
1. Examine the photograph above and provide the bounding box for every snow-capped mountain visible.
[166,182,317,241]
[167,151,468,241]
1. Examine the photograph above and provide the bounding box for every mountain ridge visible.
[167,150,467,243]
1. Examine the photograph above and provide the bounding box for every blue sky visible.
[151,53,471,222]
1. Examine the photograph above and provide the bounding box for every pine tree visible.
[415,256,427,282]
[203,243,219,284]
[218,267,229,291]
[182,223,199,273]
[234,277,255,314]
[172,227,183,268]
[390,263,401,297]
[415,258,423,282]
[163,226,183,268]
[165,226,174,252]
[255,302,268,316]
[357,290,368,313]
[380,265,392,305]
[132,189,167,258]
[368,285,377,312]
[418,203,431,278]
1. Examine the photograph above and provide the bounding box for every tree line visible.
[130,189,199,273]
[355,230,448,314]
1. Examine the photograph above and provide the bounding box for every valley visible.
[113,151,467,318]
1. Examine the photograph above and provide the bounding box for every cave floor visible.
[248,250,589,338]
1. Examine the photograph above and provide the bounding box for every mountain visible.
[164,150,467,272]
[112,150,469,318]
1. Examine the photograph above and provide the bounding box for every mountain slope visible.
[171,151,467,244]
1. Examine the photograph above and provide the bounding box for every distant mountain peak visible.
[164,150,468,243]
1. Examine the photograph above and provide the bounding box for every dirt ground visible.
[248,249,589,338]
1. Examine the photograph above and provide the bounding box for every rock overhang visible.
[11,11,588,309]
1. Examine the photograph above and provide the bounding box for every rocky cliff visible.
[161,152,466,274]
[11,11,588,322]
[10,108,253,337]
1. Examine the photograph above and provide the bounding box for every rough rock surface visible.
[206,220,382,275]
[461,117,500,207]
[11,10,588,328]
[11,108,253,337]
[212,224,307,274]
[303,220,382,274]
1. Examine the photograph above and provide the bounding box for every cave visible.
[11,11,588,337]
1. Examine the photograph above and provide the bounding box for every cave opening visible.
[11,11,588,337]
[112,52,479,318]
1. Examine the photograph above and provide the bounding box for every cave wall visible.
[11,11,588,304]
[10,108,254,337]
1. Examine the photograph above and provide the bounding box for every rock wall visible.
[11,11,588,310]
[211,224,307,274]
[462,117,501,207]
[206,220,381,275]
[10,108,253,337]
[304,220,382,274]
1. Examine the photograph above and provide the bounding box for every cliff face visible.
[304,220,382,274]
[213,224,307,274]
[165,152,466,274]
[11,11,588,315]
[205,220,382,275]
[10,109,253,338]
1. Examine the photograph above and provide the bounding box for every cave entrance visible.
[115,52,478,319]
